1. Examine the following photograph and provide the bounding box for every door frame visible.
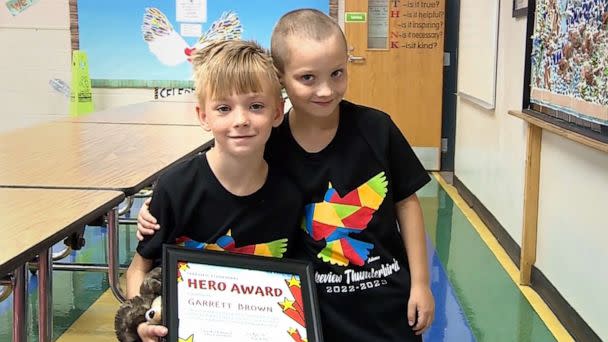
[440,0,459,171]
[336,0,455,171]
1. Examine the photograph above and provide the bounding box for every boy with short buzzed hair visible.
[267,9,434,341]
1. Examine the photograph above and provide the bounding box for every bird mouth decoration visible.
[184,47,196,61]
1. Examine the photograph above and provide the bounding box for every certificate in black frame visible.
[162,245,323,342]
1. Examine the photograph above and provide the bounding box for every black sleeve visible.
[136,177,176,260]
[283,184,306,259]
[387,116,431,202]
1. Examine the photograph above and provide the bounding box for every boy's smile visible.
[311,99,335,107]
[197,87,283,157]
[227,134,257,146]
[281,33,348,120]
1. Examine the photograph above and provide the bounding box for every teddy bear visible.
[114,267,163,342]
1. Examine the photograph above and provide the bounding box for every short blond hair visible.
[192,40,281,105]
[271,9,347,73]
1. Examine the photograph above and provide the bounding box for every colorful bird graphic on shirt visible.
[302,172,388,266]
[142,8,243,66]
[175,230,288,257]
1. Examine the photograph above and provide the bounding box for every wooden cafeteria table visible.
[0,121,211,192]
[63,101,207,220]
[0,188,124,342]
[0,121,213,303]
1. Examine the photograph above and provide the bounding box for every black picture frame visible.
[513,0,528,17]
[521,0,608,140]
[162,245,323,342]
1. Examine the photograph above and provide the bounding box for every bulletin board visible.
[75,0,329,88]
[523,0,608,139]
[456,0,500,109]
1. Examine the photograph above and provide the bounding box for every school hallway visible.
[0,173,570,342]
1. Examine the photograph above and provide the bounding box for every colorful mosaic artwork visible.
[530,0,608,123]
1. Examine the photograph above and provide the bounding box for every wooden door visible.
[343,0,445,170]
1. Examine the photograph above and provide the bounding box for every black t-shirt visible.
[137,153,303,261]
[266,100,430,342]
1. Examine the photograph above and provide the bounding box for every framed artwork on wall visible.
[513,0,528,17]
[522,0,608,142]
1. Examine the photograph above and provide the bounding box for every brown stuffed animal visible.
[115,267,162,342]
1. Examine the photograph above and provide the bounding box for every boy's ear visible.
[272,100,285,128]
[195,105,211,131]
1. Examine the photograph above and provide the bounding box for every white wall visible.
[0,0,164,130]
[455,1,608,339]
[0,0,71,129]
[455,0,528,243]
[536,132,608,339]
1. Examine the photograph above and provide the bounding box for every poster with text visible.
[176,261,308,342]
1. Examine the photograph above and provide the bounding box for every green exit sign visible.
[345,12,367,22]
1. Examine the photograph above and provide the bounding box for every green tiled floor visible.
[420,180,555,341]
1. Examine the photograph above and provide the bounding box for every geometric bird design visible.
[175,230,287,258]
[302,172,388,266]
[142,8,243,66]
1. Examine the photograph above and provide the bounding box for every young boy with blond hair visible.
[138,9,435,341]
[127,39,303,341]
